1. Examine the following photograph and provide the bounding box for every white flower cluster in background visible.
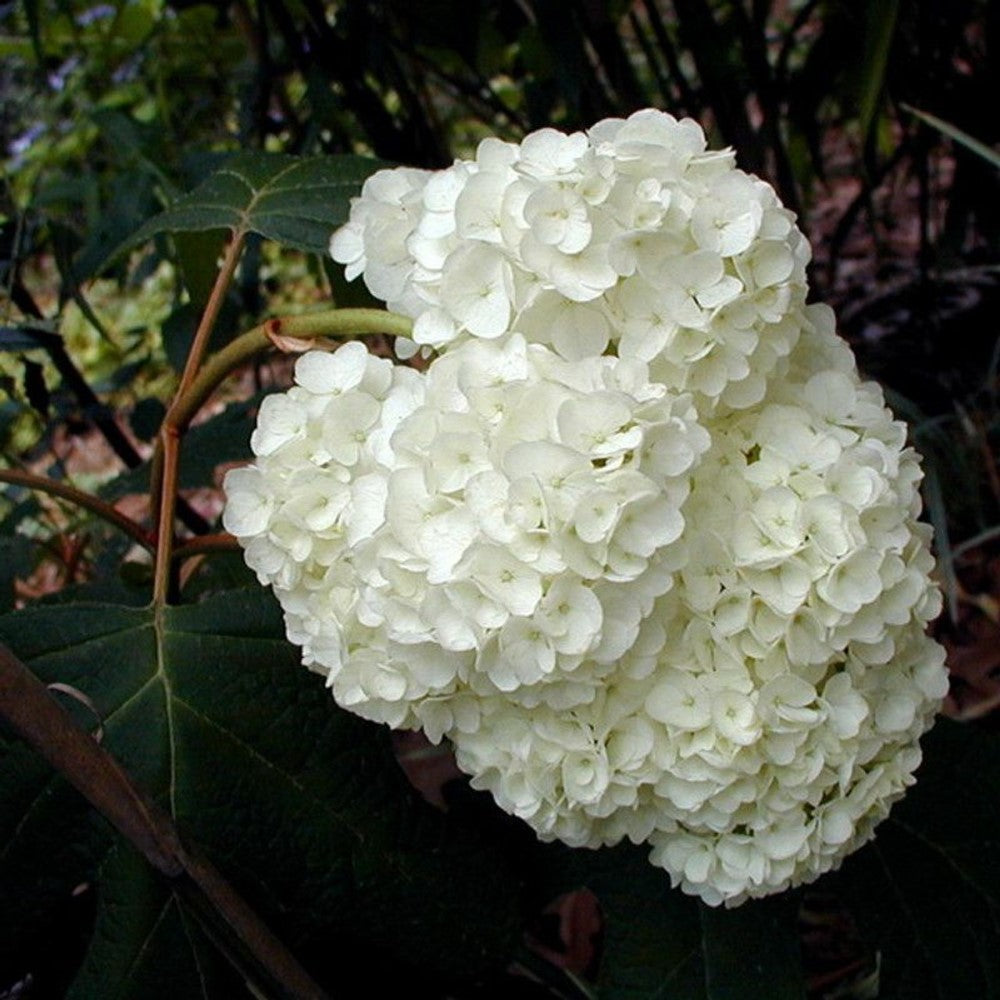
[225,110,948,906]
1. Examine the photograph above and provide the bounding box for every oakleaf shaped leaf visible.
[119,153,383,256]
[0,589,519,996]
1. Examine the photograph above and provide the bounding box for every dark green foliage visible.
[99,396,260,505]
[0,533,33,610]
[0,590,522,996]
[67,844,254,1000]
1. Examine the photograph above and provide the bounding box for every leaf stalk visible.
[0,468,153,551]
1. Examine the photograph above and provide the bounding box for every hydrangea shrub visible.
[224,110,947,906]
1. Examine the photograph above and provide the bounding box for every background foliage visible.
[1,1,999,997]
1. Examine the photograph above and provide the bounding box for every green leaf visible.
[324,254,384,310]
[178,552,256,602]
[838,718,1000,1000]
[172,230,229,309]
[100,397,259,502]
[23,0,43,64]
[0,605,151,984]
[699,896,805,1000]
[71,170,160,281]
[119,154,384,257]
[0,324,59,353]
[20,358,49,417]
[91,109,180,199]
[585,846,707,998]
[0,590,520,996]
[564,717,1000,1000]
[922,463,958,623]
[68,842,252,1000]
[161,299,240,373]
[855,0,900,144]
[129,398,166,443]
[902,104,1000,171]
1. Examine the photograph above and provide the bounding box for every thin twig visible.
[0,640,183,875]
[724,0,802,217]
[629,9,675,107]
[152,427,181,604]
[821,141,909,292]
[641,0,702,115]
[170,308,414,434]
[177,234,247,400]
[0,468,153,551]
[774,0,823,89]
[12,325,145,467]
[153,234,246,604]
[953,523,1000,560]
[5,317,210,535]
[387,35,529,135]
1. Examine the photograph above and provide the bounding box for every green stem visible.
[0,468,153,551]
[150,307,412,605]
[170,308,414,434]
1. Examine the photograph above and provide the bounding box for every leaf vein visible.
[2,619,148,664]
[154,604,178,817]
[170,695,367,842]
[177,901,212,1000]
[121,891,175,989]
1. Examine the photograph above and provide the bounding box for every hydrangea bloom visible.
[330,109,809,412]
[226,110,947,906]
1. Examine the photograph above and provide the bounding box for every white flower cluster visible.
[330,109,808,411]
[225,110,947,906]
